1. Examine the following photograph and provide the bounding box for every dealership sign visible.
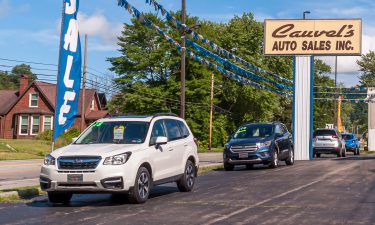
[264,19,362,55]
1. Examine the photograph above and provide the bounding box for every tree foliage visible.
[357,51,375,87]
[0,64,37,90]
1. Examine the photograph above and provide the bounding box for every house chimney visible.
[19,75,29,94]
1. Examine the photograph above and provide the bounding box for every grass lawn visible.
[198,147,223,153]
[0,139,51,160]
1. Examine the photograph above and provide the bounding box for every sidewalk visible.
[0,153,223,190]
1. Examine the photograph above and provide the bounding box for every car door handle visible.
[167,148,173,151]
[184,143,189,147]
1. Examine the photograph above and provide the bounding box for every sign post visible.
[264,19,362,160]
[367,88,375,151]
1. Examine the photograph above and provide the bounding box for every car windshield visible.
[314,130,336,136]
[232,124,274,139]
[342,134,354,140]
[75,121,149,144]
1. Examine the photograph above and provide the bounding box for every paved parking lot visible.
[1,155,375,225]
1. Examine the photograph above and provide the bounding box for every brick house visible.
[0,75,109,139]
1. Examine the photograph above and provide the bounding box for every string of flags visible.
[185,39,292,91]
[144,0,293,85]
[117,0,292,97]
[314,86,367,91]
[314,92,368,96]
[314,98,367,103]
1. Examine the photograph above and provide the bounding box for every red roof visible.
[86,110,109,120]
[0,90,19,115]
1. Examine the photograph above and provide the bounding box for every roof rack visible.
[152,113,179,119]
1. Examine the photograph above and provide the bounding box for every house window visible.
[29,93,39,107]
[43,116,53,131]
[90,99,95,111]
[31,115,40,135]
[19,115,29,135]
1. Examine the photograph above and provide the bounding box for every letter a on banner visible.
[53,0,82,141]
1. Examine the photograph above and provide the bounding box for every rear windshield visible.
[314,130,336,136]
[342,134,354,140]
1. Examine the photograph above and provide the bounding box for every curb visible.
[0,187,42,199]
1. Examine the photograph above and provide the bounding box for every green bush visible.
[36,128,81,149]
[36,130,52,141]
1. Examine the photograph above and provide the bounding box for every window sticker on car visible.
[113,125,125,140]
[93,121,104,127]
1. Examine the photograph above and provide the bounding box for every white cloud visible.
[77,12,123,51]
[0,0,11,17]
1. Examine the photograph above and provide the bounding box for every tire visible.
[47,192,72,204]
[316,153,321,158]
[269,150,278,168]
[357,148,360,155]
[246,164,254,170]
[128,167,151,204]
[285,147,294,166]
[177,160,196,192]
[342,148,346,157]
[224,162,234,171]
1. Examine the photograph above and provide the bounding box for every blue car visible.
[342,133,360,155]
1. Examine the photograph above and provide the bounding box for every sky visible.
[1,0,375,87]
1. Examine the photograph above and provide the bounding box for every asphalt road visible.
[1,155,375,225]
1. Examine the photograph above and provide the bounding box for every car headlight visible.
[44,154,55,165]
[103,152,132,165]
[256,141,272,148]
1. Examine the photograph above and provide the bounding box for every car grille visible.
[231,145,258,153]
[58,156,102,170]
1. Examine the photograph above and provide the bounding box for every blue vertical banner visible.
[53,0,82,141]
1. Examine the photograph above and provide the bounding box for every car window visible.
[150,120,167,145]
[342,134,354,140]
[177,120,190,138]
[233,124,273,139]
[313,129,337,136]
[165,119,182,141]
[275,125,283,134]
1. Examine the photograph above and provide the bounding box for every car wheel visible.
[342,148,346,157]
[316,153,321,158]
[128,167,151,204]
[269,150,278,168]
[47,192,72,204]
[357,148,360,155]
[224,162,234,171]
[177,160,196,192]
[285,147,294,166]
[246,164,254,170]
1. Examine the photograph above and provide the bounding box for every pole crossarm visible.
[143,0,293,85]
[117,0,292,97]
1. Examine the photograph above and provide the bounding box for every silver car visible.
[313,129,346,158]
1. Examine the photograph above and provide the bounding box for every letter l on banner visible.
[53,0,82,141]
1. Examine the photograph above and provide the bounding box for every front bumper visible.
[313,147,341,154]
[40,163,135,193]
[223,148,272,165]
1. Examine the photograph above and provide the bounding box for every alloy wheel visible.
[186,164,195,188]
[137,172,149,199]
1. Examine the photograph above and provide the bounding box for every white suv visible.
[40,113,199,204]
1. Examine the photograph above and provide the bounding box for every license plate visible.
[67,174,83,182]
[239,152,248,158]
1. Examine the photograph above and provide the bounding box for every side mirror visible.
[155,136,168,145]
[71,137,78,143]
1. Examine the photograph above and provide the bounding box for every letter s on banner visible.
[53,0,82,141]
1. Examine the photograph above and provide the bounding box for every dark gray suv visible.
[223,122,294,171]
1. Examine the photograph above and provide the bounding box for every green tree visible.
[357,51,375,87]
[0,64,36,90]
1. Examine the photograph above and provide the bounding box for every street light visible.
[303,11,310,19]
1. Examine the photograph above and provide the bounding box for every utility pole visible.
[180,0,186,119]
[81,34,88,132]
[334,56,338,127]
[209,74,214,151]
